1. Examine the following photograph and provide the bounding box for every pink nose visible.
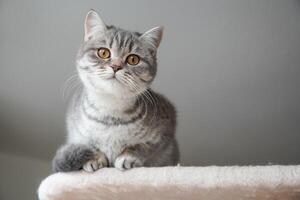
[110,64,122,72]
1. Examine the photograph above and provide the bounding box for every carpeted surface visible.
[38,165,300,200]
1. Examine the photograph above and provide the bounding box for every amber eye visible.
[97,48,110,59]
[126,54,140,65]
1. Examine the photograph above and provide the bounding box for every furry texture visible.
[39,165,300,200]
[52,10,179,172]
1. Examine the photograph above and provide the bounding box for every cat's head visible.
[76,10,163,99]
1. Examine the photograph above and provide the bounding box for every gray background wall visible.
[0,0,300,198]
[0,152,51,200]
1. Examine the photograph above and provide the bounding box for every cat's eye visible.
[97,48,111,59]
[126,54,140,65]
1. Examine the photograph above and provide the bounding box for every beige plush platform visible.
[38,165,300,200]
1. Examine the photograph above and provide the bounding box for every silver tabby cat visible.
[52,10,179,172]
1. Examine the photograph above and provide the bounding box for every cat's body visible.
[52,10,179,172]
[67,88,178,167]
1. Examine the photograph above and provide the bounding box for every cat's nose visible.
[110,64,123,72]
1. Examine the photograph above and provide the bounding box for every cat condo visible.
[38,165,300,200]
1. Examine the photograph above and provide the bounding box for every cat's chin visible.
[88,79,139,98]
[81,74,145,99]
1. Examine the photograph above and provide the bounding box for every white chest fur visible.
[68,92,150,163]
[71,107,147,163]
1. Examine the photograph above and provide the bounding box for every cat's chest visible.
[78,116,145,159]
[78,104,146,143]
[87,124,142,163]
[86,123,142,145]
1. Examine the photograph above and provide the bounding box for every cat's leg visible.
[114,151,143,171]
[82,150,108,172]
[145,139,180,166]
[114,139,180,170]
[52,143,108,172]
[114,143,157,171]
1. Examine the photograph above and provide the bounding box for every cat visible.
[52,10,179,172]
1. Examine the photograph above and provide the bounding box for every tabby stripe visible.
[109,37,114,48]
[124,99,140,114]
[123,36,131,49]
[81,100,146,126]
[79,65,89,70]
[128,41,134,52]
[113,32,119,47]
[84,95,100,112]
[119,34,125,47]
[141,58,151,67]
[82,47,97,55]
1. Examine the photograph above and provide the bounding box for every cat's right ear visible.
[84,10,107,41]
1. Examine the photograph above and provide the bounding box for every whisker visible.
[60,73,80,102]
[121,73,158,124]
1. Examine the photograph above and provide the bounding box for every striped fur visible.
[52,10,179,172]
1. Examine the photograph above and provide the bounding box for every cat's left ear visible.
[84,10,107,41]
[140,26,164,48]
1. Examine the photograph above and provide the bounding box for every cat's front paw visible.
[83,152,108,173]
[114,154,143,171]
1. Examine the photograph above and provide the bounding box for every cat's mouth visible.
[93,71,132,89]
[98,72,117,80]
[104,73,123,84]
[108,73,119,81]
